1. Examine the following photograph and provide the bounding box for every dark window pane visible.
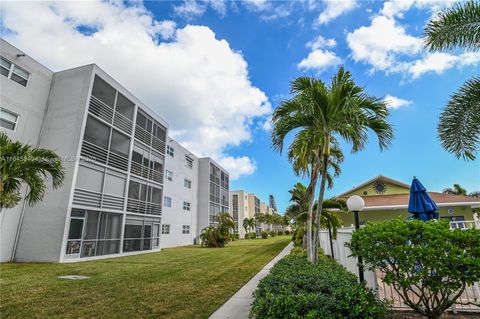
[110,130,130,157]
[124,224,142,238]
[132,151,143,164]
[10,73,27,86]
[115,93,134,120]
[92,76,115,108]
[68,219,84,239]
[84,116,110,149]
[151,187,162,204]
[84,211,99,239]
[136,112,147,128]
[128,181,140,199]
[0,66,9,77]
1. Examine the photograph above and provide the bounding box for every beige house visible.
[336,175,480,227]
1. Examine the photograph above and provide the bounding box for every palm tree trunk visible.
[313,139,330,264]
[327,220,334,259]
[306,161,320,263]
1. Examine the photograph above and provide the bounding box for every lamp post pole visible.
[353,210,365,283]
[347,195,365,284]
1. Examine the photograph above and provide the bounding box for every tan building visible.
[230,191,269,237]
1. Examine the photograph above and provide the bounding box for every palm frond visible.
[438,77,480,161]
[424,1,480,52]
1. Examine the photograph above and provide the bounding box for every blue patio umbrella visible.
[408,177,439,221]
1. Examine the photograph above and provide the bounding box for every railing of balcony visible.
[107,152,129,171]
[130,161,164,184]
[134,125,152,146]
[80,141,108,165]
[113,111,133,135]
[89,96,114,123]
[73,188,102,208]
[126,198,162,215]
[102,194,125,211]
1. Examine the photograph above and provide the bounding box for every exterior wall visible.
[0,39,54,262]
[339,206,476,226]
[230,190,248,238]
[197,158,230,238]
[342,181,410,197]
[247,194,260,219]
[15,65,95,262]
[161,139,198,248]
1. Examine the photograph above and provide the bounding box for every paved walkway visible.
[209,241,294,319]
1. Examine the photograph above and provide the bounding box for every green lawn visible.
[0,236,290,319]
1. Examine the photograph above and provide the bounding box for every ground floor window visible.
[162,224,170,234]
[123,219,160,252]
[65,210,122,258]
[182,225,190,234]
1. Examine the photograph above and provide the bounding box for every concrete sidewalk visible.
[209,241,294,319]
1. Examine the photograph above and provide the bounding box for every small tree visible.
[347,219,480,319]
[200,213,235,247]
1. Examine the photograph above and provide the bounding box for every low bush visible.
[269,231,276,237]
[244,232,257,239]
[250,249,387,319]
[284,230,290,235]
[230,233,239,241]
[277,230,284,236]
[292,226,304,247]
[260,231,268,239]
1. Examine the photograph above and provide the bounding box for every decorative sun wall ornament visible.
[373,181,387,194]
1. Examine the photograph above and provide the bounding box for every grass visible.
[0,236,290,319]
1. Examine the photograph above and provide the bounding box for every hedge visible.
[250,248,387,319]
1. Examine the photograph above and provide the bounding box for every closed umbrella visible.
[408,177,439,221]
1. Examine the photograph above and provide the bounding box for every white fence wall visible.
[319,228,377,290]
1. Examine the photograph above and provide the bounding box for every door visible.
[65,217,85,258]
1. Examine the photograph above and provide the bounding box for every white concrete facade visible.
[0,39,229,262]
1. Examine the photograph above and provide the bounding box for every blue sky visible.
[2,0,479,212]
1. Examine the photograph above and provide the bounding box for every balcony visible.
[134,125,152,146]
[130,161,164,184]
[89,95,133,136]
[126,198,162,215]
[80,141,108,165]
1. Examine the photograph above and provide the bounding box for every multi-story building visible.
[230,191,269,238]
[161,139,199,248]
[198,158,230,231]
[0,39,229,262]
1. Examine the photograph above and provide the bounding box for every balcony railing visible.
[130,161,164,184]
[80,141,108,164]
[152,136,166,154]
[113,111,133,135]
[89,96,114,123]
[102,193,125,211]
[127,198,162,215]
[107,152,129,171]
[134,125,152,146]
[72,188,102,208]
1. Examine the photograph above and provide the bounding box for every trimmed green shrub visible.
[230,233,239,241]
[260,231,268,239]
[269,231,276,237]
[284,230,291,235]
[292,226,304,247]
[348,219,480,319]
[250,250,387,319]
[277,230,284,236]
[244,232,257,239]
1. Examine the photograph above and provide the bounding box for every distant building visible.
[336,175,480,226]
[0,39,229,262]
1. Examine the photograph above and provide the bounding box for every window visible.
[165,170,173,181]
[185,156,193,168]
[83,116,110,149]
[0,108,19,131]
[183,201,191,211]
[184,179,192,189]
[182,225,190,234]
[164,196,172,207]
[1,56,30,87]
[162,224,170,234]
[167,145,174,157]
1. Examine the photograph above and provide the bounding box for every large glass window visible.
[123,220,157,252]
[65,210,122,258]
[0,57,11,77]
[110,130,130,157]
[115,92,134,120]
[84,116,110,149]
[92,76,116,108]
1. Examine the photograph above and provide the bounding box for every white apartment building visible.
[0,39,229,262]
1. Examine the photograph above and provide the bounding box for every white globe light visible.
[347,195,365,212]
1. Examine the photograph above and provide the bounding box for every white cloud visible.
[384,94,412,109]
[243,0,270,12]
[316,0,357,25]
[298,50,342,72]
[346,15,422,72]
[173,0,227,19]
[299,35,341,73]
[155,20,177,40]
[408,52,480,79]
[307,35,337,50]
[381,0,456,18]
[1,1,270,179]
[215,156,257,180]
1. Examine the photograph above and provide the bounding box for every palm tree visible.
[424,1,480,160]
[243,217,251,237]
[0,132,65,210]
[272,68,392,263]
[442,184,468,196]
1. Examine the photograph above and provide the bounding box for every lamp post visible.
[347,195,365,283]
